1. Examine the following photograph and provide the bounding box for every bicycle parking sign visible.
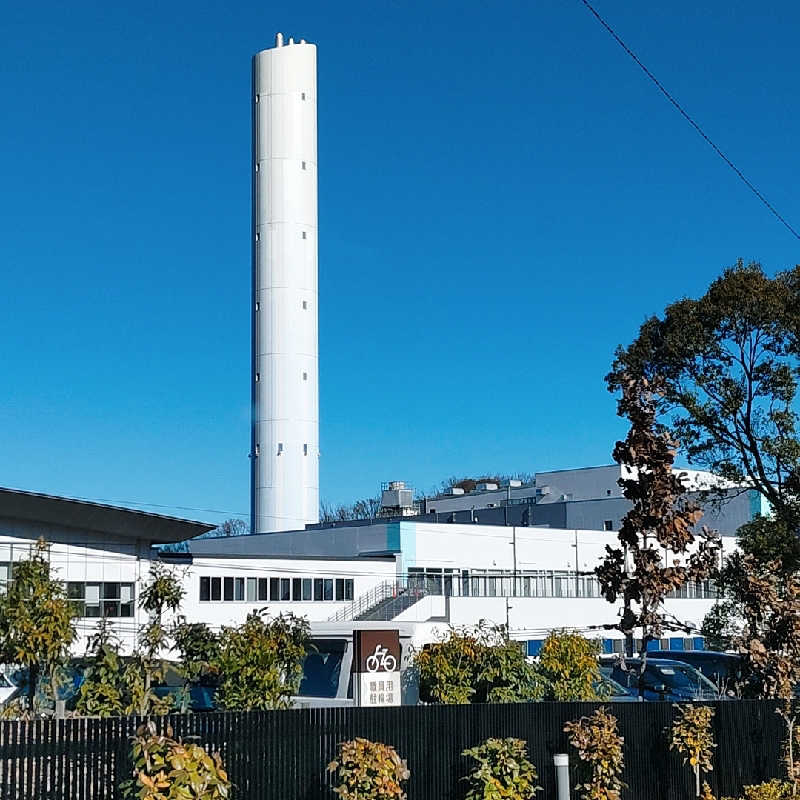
[353,630,402,707]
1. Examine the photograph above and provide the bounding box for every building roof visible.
[0,487,216,544]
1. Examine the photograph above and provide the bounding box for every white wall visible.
[180,556,397,629]
[0,529,152,656]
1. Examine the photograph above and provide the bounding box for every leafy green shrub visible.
[670,704,716,798]
[327,738,409,800]
[536,631,606,701]
[76,620,126,717]
[413,623,543,705]
[213,609,309,710]
[720,781,794,800]
[462,737,541,800]
[121,721,231,799]
[564,707,625,800]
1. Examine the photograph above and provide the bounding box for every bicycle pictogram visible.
[365,644,397,673]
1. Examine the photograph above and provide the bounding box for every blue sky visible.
[2,1,799,524]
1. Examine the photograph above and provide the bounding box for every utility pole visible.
[573,530,580,597]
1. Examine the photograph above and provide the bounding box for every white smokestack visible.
[251,38,319,533]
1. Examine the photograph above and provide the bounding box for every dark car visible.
[645,650,744,696]
[599,656,722,701]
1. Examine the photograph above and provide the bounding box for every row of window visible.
[407,568,718,601]
[67,582,136,618]
[199,575,354,603]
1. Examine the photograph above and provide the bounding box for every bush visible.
[536,631,606,701]
[413,623,543,704]
[720,781,794,800]
[670,704,716,798]
[462,737,541,800]
[564,707,625,800]
[121,721,231,799]
[327,738,409,800]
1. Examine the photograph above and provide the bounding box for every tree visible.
[204,518,248,538]
[564,708,625,800]
[125,562,185,716]
[413,623,543,704]
[212,609,310,710]
[536,631,606,701]
[319,497,381,523]
[172,619,219,714]
[608,260,800,530]
[75,619,126,717]
[596,374,720,689]
[0,539,76,712]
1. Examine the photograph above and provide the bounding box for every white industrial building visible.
[0,487,213,656]
[178,514,735,703]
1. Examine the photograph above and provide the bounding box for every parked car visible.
[595,673,640,702]
[645,650,744,696]
[599,656,723,701]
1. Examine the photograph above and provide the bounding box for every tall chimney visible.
[251,36,319,533]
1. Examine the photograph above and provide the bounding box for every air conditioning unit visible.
[446,487,465,496]
[476,482,499,492]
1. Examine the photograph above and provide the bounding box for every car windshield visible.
[646,662,718,694]
[598,675,630,697]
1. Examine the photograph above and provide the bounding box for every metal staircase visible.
[327,578,429,623]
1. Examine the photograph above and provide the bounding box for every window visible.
[292,577,302,600]
[280,578,290,601]
[345,579,354,600]
[303,443,308,456]
[335,578,345,601]
[211,577,221,601]
[323,579,334,601]
[302,300,307,310]
[302,372,307,381]
[301,161,306,170]
[247,577,257,601]
[277,443,283,455]
[234,577,245,601]
[314,578,323,601]
[200,576,210,602]
[302,578,312,600]
[258,577,269,601]
[270,577,280,601]
[67,582,135,617]
[603,520,614,531]
[301,231,307,239]
[301,92,306,100]
[606,489,612,496]
[223,577,234,602]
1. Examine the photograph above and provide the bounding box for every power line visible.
[578,0,800,241]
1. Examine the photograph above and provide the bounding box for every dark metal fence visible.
[0,701,786,799]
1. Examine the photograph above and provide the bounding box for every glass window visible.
[302,578,312,600]
[103,583,119,599]
[67,582,83,600]
[235,578,245,602]
[223,577,234,602]
[211,577,221,601]
[345,579,354,601]
[270,577,280,601]
[335,579,345,601]
[314,578,323,601]
[292,578,302,600]
[85,583,101,617]
[247,577,257,602]
[280,578,290,601]
[323,579,334,601]
[258,578,269,602]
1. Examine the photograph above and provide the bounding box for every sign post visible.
[353,630,402,707]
